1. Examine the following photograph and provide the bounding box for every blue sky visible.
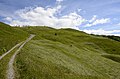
[0,0,120,36]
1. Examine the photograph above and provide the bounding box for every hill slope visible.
[14,26,120,79]
[0,22,28,55]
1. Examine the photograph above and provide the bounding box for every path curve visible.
[7,34,35,79]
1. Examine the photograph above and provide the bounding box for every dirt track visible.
[7,34,35,79]
[0,42,22,60]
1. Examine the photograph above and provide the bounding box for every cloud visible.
[117,23,120,26]
[83,29,120,36]
[5,17,12,22]
[4,5,111,30]
[89,15,97,23]
[5,5,85,30]
[85,16,110,27]
[77,9,82,12]
[56,0,63,2]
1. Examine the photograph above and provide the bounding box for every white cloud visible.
[5,5,111,30]
[5,17,12,22]
[5,5,85,30]
[89,15,97,23]
[85,17,110,27]
[77,9,82,12]
[83,29,120,36]
[117,23,120,26]
[56,0,63,2]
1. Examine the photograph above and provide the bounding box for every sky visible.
[0,0,120,36]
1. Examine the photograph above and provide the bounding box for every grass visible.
[15,40,110,79]
[0,22,29,55]
[102,54,120,63]
[0,22,120,79]
[0,45,20,79]
[91,34,120,42]
[13,26,120,79]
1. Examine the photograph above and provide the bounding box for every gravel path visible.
[0,42,22,60]
[7,34,35,79]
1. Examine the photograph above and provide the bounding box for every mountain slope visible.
[0,22,29,55]
[14,26,120,79]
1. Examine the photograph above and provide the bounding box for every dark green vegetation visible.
[106,36,120,42]
[0,22,28,55]
[0,22,120,79]
[91,34,120,42]
[102,54,120,63]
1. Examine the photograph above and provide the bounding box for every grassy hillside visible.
[14,26,120,79]
[91,34,120,42]
[0,22,29,55]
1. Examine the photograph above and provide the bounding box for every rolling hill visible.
[0,22,120,79]
[0,22,29,55]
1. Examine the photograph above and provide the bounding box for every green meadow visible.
[0,23,120,79]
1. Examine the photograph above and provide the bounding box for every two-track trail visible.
[7,34,35,79]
